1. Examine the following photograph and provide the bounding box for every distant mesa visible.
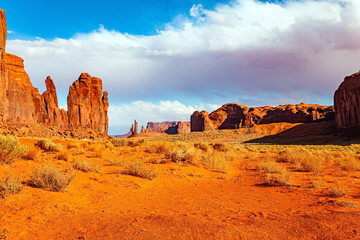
[191,103,335,132]
[130,121,190,137]
[0,9,109,138]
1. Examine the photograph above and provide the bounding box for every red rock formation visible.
[68,73,109,134]
[0,9,110,137]
[37,76,68,126]
[145,123,153,133]
[3,53,38,123]
[334,72,360,128]
[140,126,145,134]
[146,121,190,134]
[190,111,216,132]
[177,122,191,134]
[191,103,334,132]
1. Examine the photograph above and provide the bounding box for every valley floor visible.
[0,128,360,239]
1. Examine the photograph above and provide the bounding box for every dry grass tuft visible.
[107,158,129,167]
[30,165,75,191]
[35,138,62,152]
[263,172,291,186]
[73,161,101,173]
[56,152,71,161]
[0,135,28,164]
[257,161,286,174]
[203,152,230,173]
[194,143,209,152]
[112,139,145,147]
[338,156,360,171]
[335,200,358,208]
[328,184,349,198]
[212,143,228,152]
[123,161,158,180]
[279,148,323,173]
[0,173,23,198]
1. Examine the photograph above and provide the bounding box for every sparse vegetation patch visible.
[0,135,28,164]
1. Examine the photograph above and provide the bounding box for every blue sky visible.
[3,0,232,39]
[3,0,360,134]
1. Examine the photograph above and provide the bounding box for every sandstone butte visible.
[191,103,335,132]
[334,72,360,129]
[0,9,109,138]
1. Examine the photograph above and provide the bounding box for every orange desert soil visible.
[0,133,359,240]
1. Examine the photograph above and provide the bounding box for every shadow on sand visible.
[245,121,360,146]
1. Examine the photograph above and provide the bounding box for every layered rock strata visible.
[191,103,334,132]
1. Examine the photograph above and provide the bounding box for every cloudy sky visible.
[2,0,360,134]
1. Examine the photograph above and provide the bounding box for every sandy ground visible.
[0,129,360,239]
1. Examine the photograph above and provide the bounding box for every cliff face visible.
[334,72,360,129]
[0,9,109,137]
[68,73,109,135]
[191,103,334,132]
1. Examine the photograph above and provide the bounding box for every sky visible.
[2,0,360,134]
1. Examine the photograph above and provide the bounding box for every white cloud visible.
[7,30,14,34]
[108,100,220,134]
[4,0,360,132]
[190,4,205,20]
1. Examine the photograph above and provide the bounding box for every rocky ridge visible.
[191,103,334,132]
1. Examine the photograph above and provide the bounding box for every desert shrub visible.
[146,141,173,154]
[22,148,38,160]
[257,161,286,174]
[263,173,291,186]
[194,143,209,152]
[328,185,349,198]
[182,148,202,166]
[279,148,323,173]
[30,165,75,191]
[70,147,85,156]
[107,158,128,167]
[35,138,62,152]
[335,200,358,208]
[0,135,28,164]
[73,160,101,173]
[56,152,71,161]
[0,173,23,198]
[112,139,144,147]
[147,141,189,163]
[338,156,360,171]
[212,143,228,152]
[124,161,158,180]
[204,152,230,173]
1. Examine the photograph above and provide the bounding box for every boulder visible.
[334,72,360,128]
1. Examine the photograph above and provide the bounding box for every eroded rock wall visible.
[68,73,109,134]
[334,72,360,129]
